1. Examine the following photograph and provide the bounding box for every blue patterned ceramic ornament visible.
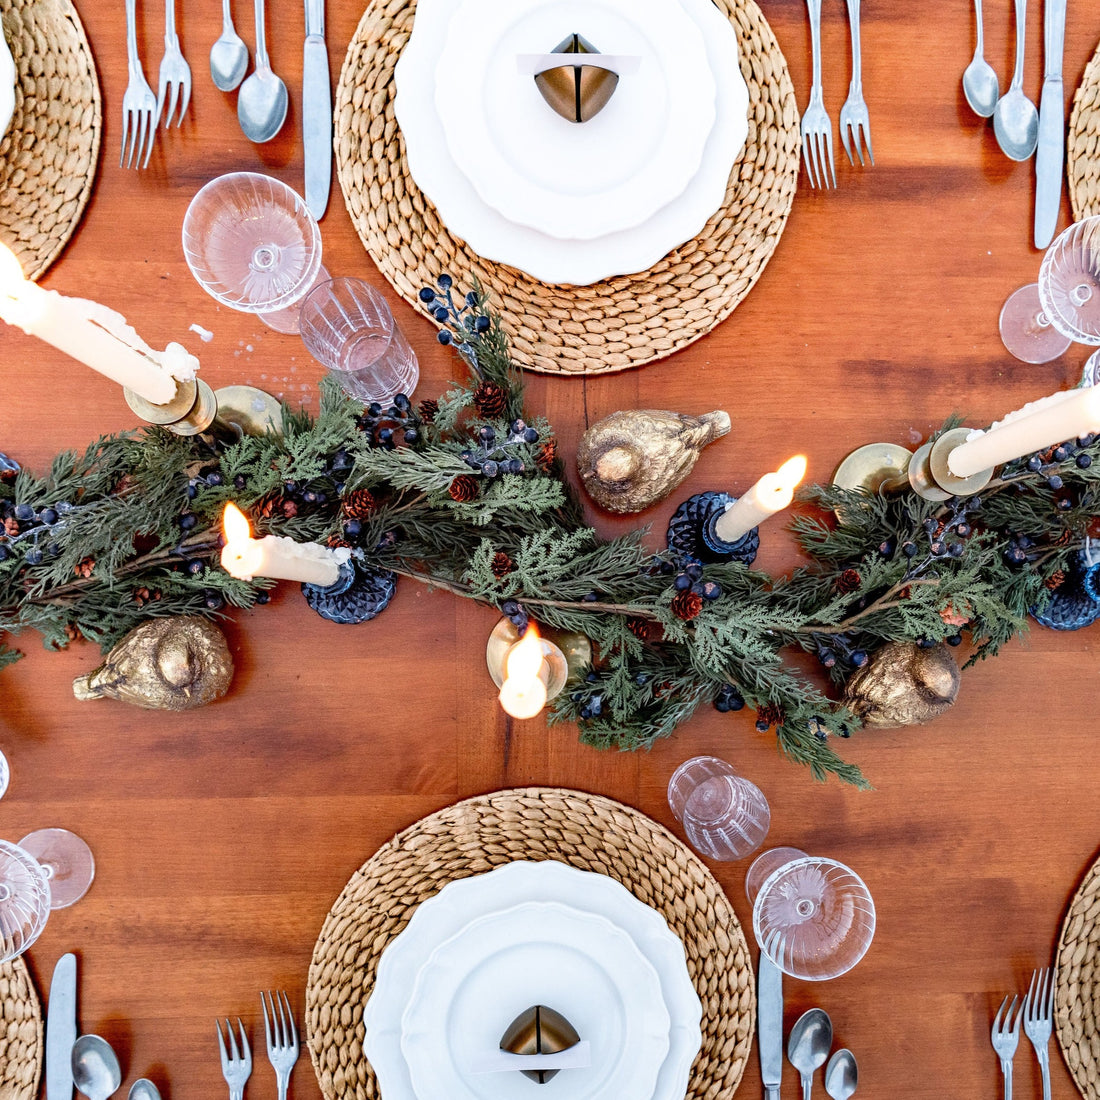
[1031,548,1100,630]
[301,560,397,624]
[666,492,759,565]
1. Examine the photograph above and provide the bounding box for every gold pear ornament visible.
[576,409,731,514]
[842,641,960,728]
[72,616,234,710]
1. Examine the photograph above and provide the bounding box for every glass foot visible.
[1000,283,1073,364]
[19,828,95,909]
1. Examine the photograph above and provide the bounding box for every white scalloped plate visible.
[0,25,14,140]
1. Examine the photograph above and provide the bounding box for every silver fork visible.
[216,1017,252,1100]
[800,0,836,188]
[156,0,192,128]
[991,994,1022,1100]
[261,991,299,1100]
[1023,968,1055,1100]
[121,0,157,167]
[840,0,873,166]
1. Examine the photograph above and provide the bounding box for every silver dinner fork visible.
[156,0,192,128]
[216,1017,252,1100]
[1023,968,1055,1100]
[991,994,1022,1100]
[801,0,836,188]
[261,990,299,1100]
[122,0,157,167]
[840,0,873,166]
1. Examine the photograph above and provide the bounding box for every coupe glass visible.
[0,840,52,961]
[1001,216,1100,364]
[667,756,770,861]
[182,172,327,334]
[18,828,95,908]
[745,847,876,981]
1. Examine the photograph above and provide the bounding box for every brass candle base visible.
[485,618,591,698]
[832,443,913,495]
[125,381,283,439]
[908,427,993,501]
[214,385,284,438]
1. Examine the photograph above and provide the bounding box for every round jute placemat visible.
[1068,39,1100,221]
[334,0,799,375]
[0,956,43,1100]
[1056,850,1100,1099]
[305,787,754,1100]
[0,0,101,281]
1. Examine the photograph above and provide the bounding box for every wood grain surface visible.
[1,2,1098,1099]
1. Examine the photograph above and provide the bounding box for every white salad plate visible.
[399,900,671,1100]
[0,26,15,141]
[433,0,715,241]
[363,860,703,1100]
[393,0,749,285]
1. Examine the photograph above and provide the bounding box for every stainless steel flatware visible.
[216,1018,252,1100]
[121,0,158,168]
[824,1049,858,1100]
[840,0,873,166]
[156,0,192,128]
[963,0,999,118]
[46,953,77,1100]
[788,1008,832,1100]
[800,0,836,188]
[757,954,782,1100]
[211,0,249,91]
[993,0,1039,161]
[302,0,332,220]
[1023,968,1055,1100]
[237,0,288,142]
[71,1036,121,1100]
[991,994,1022,1100]
[261,991,299,1100]
[1034,0,1067,247]
[127,1081,161,1100]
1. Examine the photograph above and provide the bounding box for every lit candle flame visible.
[499,624,550,719]
[220,502,264,580]
[222,501,252,543]
[776,455,808,490]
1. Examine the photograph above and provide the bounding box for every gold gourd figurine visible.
[842,640,960,728]
[576,408,731,514]
[72,616,234,710]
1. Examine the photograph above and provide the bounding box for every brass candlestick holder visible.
[125,381,283,439]
[485,618,591,698]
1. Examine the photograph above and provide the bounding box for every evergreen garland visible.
[2,276,1097,788]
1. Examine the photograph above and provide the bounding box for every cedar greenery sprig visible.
[1,278,1098,788]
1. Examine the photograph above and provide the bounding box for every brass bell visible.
[500,1005,581,1084]
[534,35,618,123]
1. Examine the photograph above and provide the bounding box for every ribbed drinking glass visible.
[667,756,770,861]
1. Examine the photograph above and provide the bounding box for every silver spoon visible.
[962,0,998,118]
[993,0,1038,160]
[824,1049,858,1100]
[127,1081,161,1100]
[71,1036,122,1100]
[210,0,249,92]
[237,0,288,142]
[787,1008,833,1100]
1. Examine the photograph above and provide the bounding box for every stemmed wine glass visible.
[1000,215,1100,372]
[0,829,94,962]
[745,846,876,981]
[182,172,327,335]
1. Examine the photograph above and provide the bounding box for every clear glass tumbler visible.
[0,839,51,961]
[182,172,327,334]
[667,756,771,861]
[745,846,876,980]
[299,277,420,404]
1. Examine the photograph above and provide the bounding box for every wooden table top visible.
[2,1,1099,1098]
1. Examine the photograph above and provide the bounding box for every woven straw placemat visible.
[0,0,101,281]
[305,787,754,1100]
[0,957,42,1100]
[1069,39,1100,221]
[334,0,799,375]
[1056,850,1100,1099]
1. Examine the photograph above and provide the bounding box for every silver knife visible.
[1034,0,1067,249]
[45,953,77,1100]
[303,0,332,220]
[757,952,782,1100]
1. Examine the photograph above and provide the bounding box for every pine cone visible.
[3,517,18,537]
[834,568,862,594]
[491,551,514,578]
[134,586,151,606]
[755,703,785,731]
[326,535,351,550]
[449,475,480,503]
[536,438,558,472]
[671,589,703,621]
[341,488,376,519]
[282,499,299,518]
[1045,569,1067,591]
[627,616,653,640]
[63,622,83,643]
[473,381,507,418]
[417,399,439,424]
[74,557,95,579]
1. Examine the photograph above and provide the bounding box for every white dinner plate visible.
[393,0,749,284]
[363,861,703,1100]
[0,25,15,141]
[400,900,670,1100]
[433,0,715,241]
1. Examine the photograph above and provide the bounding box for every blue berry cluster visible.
[713,683,745,713]
[501,599,528,633]
[461,420,540,479]
[672,561,723,601]
[571,669,606,720]
[419,275,491,356]
[814,635,870,671]
[0,497,78,565]
[355,393,421,451]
